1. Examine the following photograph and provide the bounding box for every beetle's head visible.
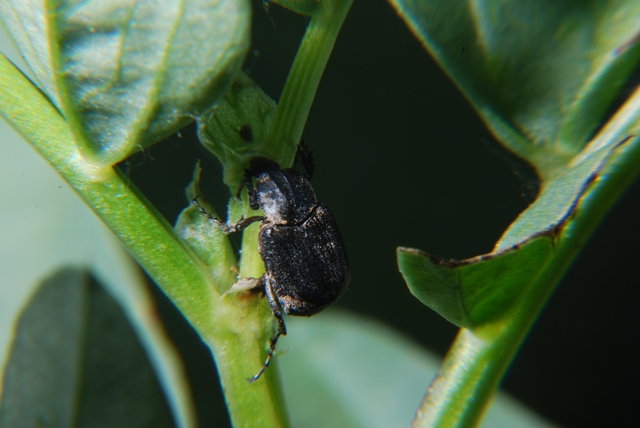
[249,161,317,224]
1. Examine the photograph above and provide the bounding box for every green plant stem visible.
[218,3,355,423]
[267,0,354,165]
[412,141,640,426]
[0,53,288,428]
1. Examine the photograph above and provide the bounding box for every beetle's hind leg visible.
[248,274,287,383]
[192,196,265,234]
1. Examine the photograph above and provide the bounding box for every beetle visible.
[194,143,349,381]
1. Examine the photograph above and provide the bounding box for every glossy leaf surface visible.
[0,0,251,165]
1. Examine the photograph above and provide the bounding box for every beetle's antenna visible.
[192,196,223,225]
[235,176,249,200]
[296,141,315,179]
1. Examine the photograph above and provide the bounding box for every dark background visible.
[124,1,640,426]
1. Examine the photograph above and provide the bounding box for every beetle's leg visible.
[248,274,287,383]
[223,215,266,234]
[192,196,264,234]
[264,275,287,336]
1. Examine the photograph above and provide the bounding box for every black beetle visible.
[194,143,349,381]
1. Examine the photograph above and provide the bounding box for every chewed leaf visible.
[397,126,640,326]
[0,0,251,166]
[397,236,555,328]
[197,72,278,188]
[398,95,640,326]
[391,1,640,320]
[497,87,640,249]
[175,163,238,293]
[496,135,634,249]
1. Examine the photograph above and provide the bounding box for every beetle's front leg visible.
[192,196,265,234]
[220,215,265,234]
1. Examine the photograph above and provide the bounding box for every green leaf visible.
[497,131,638,249]
[0,268,175,427]
[397,236,555,328]
[1,0,252,166]
[280,311,555,428]
[388,0,640,174]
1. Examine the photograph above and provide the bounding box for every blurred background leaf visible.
[1,268,176,427]
[280,311,556,428]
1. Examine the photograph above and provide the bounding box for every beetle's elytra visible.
[194,143,349,381]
